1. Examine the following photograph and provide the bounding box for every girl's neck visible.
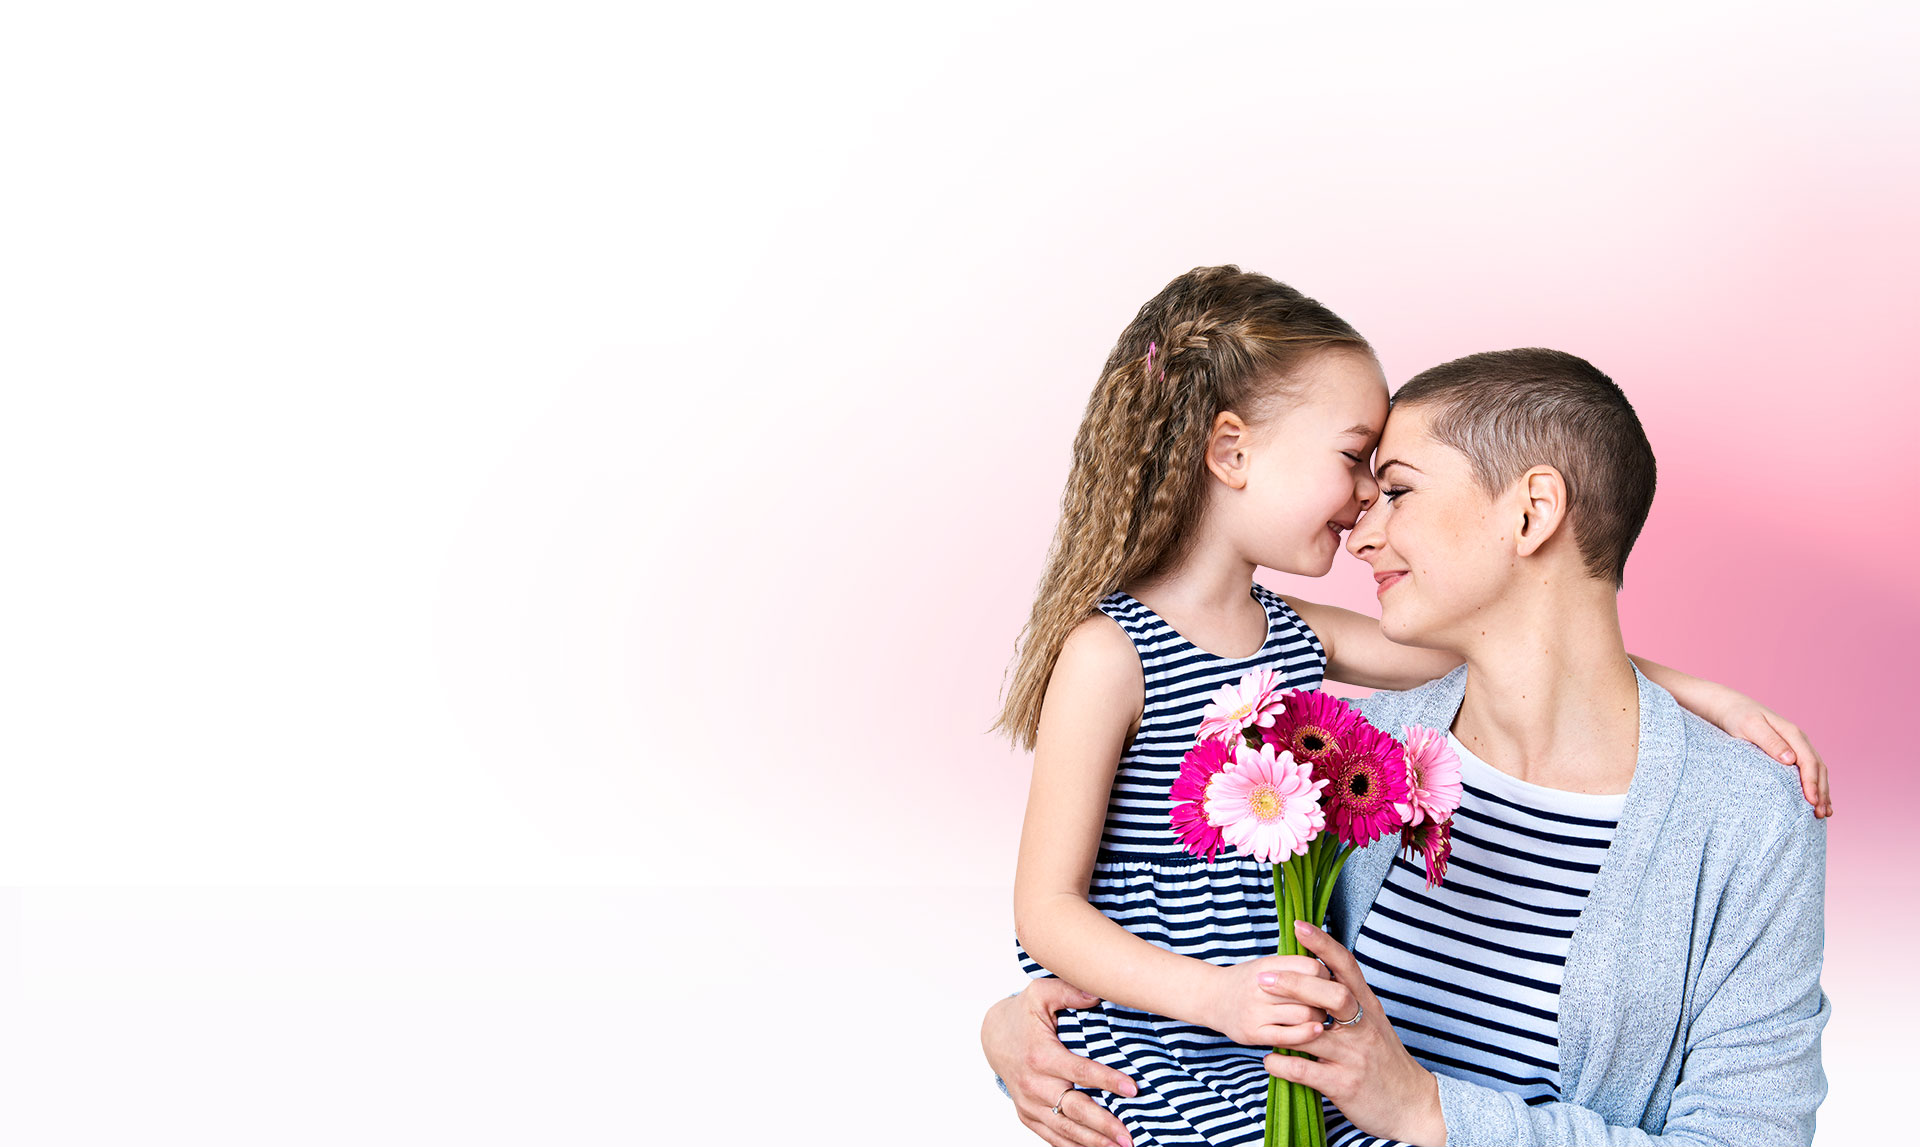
[1449,584,1640,795]
[1126,547,1266,661]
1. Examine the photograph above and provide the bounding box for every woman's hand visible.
[981,979,1137,1147]
[1259,921,1446,1147]
[1198,953,1334,1048]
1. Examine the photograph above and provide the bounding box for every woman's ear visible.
[1514,465,1568,558]
[1205,411,1251,489]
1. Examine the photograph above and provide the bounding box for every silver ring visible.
[1335,1004,1363,1027]
[1051,1085,1076,1115]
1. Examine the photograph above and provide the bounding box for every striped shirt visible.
[1015,583,1328,1145]
[1327,735,1625,1147]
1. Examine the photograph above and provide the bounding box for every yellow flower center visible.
[1247,784,1284,821]
[1230,699,1256,722]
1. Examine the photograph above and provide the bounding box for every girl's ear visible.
[1205,411,1252,489]
[1513,465,1569,558]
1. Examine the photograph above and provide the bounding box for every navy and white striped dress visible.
[1325,734,1624,1147]
[1015,584,1326,1146]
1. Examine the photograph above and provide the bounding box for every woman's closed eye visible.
[1382,486,1410,502]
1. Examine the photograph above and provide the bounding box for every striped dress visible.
[1325,734,1625,1147]
[1015,584,1327,1146]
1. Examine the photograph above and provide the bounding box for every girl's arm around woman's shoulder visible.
[1280,596,1463,691]
[1281,596,1830,816]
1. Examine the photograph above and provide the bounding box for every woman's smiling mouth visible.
[1374,569,1408,596]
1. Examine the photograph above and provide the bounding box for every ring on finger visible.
[1335,1004,1363,1027]
[1051,1084,1076,1115]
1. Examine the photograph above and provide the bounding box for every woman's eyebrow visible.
[1375,458,1422,478]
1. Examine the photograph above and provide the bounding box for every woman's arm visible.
[1264,812,1830,1146]
[981,981,1138,1147]
[1282,597,1831,817]
[1012,615,1301,1042]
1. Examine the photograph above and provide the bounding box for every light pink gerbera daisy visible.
[1169,738,1234,861]
[1323,722,1412,848]
[1401,817,1454,889]
[1260,689,1364,778]
[1204,742,1328,863]
[1196,667,1285,744]
[1394,725,1464,827]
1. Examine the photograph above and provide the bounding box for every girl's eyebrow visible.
[1341,423,1377,437]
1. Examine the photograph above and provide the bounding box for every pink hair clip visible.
[1147,340,1157,377]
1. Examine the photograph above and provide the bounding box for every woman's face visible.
[1345,403,1517,650]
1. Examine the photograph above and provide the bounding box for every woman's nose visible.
[1347,507,1381,557]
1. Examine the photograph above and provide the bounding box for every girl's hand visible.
[1201,954,1333,1048]
[1718,699,1831,818]
[981,980,1137,1147]
[1259,922,1446,1147]
[1631,658,1831,818]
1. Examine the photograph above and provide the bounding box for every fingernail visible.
[1293,920,1310,935]
[1780,751,1794,762]
[1259,972,1277,986]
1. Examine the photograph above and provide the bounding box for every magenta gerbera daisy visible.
[1394,724,1464,827]
[1197,667,1285,744]
[1260,689,1364,777]
[1169,737,1234,861]
[1322,721,1411,848]
[1203,742,1328,863]
[1401,817,1454,889]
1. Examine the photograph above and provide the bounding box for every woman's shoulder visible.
[1669,705,1822,844]
[1355,664,1468,731]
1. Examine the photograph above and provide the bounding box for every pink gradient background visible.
[4,4,1913,1142]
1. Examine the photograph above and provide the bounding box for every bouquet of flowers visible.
[1172,669,1463,1147]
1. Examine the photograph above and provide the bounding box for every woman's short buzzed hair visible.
[1391,348,1657,587]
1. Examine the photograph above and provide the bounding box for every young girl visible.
[998,266,1829,1147]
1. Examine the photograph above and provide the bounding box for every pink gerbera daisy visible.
[1197,667,1285,744]
[1260,689,1363,777]
[1401,817,1454,889]
[1394,725,1464,827]
[1322,722,1411,848]
[1169,737,1234,861]
[1204,742,1328,863]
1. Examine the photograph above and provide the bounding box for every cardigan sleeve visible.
[1434,811,1830,1146]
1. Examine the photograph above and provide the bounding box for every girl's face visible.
[1224,348,1389,577]
[1344,403,1513,649]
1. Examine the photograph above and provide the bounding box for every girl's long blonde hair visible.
[994,266,1370,750]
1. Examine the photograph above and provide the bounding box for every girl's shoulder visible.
[1055,610,1144,690]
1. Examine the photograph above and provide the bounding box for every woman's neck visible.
[1449,585,1640,795]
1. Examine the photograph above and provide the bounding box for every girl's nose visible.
[1354,469,1380,512]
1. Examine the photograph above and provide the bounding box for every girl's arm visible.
[1283,597,1831,817]
[1281,596,1461,691]
[1631,657,1830,816]
[1012,614,1305,1045]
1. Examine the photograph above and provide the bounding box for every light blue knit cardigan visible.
[1336,665,1831,1146]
